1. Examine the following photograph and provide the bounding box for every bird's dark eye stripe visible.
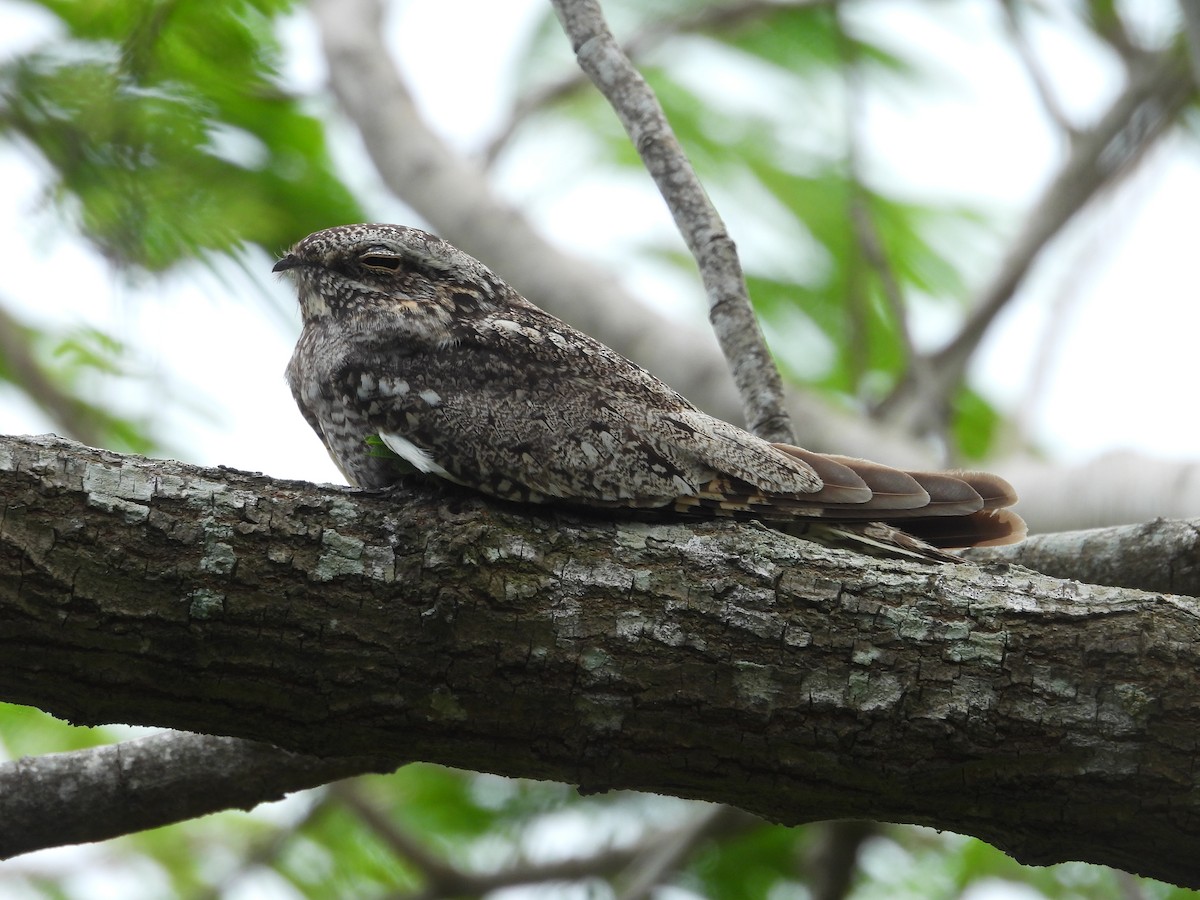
[361,254,402,271]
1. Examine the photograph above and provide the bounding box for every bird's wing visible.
[332,310,825,505]
[334,307,1024,547]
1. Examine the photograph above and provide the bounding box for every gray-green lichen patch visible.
[187,588,226,620]
[721,604,784,641]
[852,643,884,666]
[734,660,784,712]
[324,496,361,527]
[427,687,467,721]
[1097,682,1153,734]
[918,676,997,721]
[847,669,904,712]
[574,692,626,732]
[82,462,154,503]
[267,546,293,564]
[614,610,646,642]
[321,528,364,559]
[579,647,616,681]
[801,669,848,708]
[86,492,150,524]
[946,630,1008,666]
[314,528,366,581]
[199,541,237,576]
[361,544,396,582]
[619,521,693,552]
[480,533,541,564]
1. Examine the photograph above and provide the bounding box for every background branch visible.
[484,0,832,163]
[964,515,1200,595]
[0,731,389,859]
[999,0,1075,135]
[1181,0,1200,84]
[0,301,108,447]
[877,48,1193,433]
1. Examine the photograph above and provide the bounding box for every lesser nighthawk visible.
[275,224,1024,556]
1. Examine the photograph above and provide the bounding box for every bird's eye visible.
[360,253,403,272]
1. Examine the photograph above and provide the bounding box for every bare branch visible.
[195,791,337,900]
[615,804,743,900]
[877,49,1193,434]
[330,782,470,894]
[835,16,937,434]
[551,0,793,442]
[964,516,1200,595]
[806,821,877,900]
[1007,171,1151,448]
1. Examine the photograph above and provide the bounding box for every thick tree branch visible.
[2,434,1200,887]
[553,0,791,442]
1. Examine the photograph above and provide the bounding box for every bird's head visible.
[273,224,509,326]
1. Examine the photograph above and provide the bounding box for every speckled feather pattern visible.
[276,224,1025,551]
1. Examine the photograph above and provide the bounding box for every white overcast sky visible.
[0,0,1197,490]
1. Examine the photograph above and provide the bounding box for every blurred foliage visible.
[1,0,1197,899]
[0,311,161,452]
[1,0,362,270]
[0,0,363,451]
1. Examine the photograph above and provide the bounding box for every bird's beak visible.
[272,254,300,273]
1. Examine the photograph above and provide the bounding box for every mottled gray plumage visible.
[275,224,1025,553]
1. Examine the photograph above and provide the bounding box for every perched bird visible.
[274,224,1024,557]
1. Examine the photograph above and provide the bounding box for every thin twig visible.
[999,0,1076,135]
[331,781,465,890]
[551,0,794,442]
[485,0,831,164]
[194,790,338,900]
[1008,165,1155,448]
[1181,0,1200,86]
[0,731,393,859]
[616,803,748,900]
[836,9,935,427]
[337,780,762,900]
[335,780,660,899]
[805,821,877,900]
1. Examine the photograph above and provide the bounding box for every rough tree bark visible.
[2,434,1199,888]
